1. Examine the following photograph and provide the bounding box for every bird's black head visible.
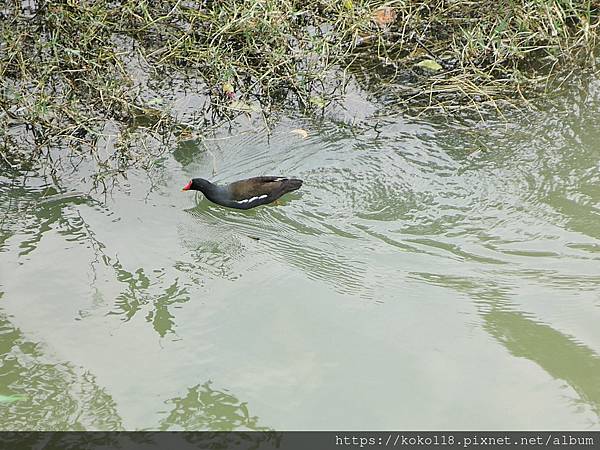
[182,178,214,193]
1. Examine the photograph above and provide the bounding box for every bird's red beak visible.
[182,181,192,191]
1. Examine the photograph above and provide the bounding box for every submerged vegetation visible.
[1,0,598,169]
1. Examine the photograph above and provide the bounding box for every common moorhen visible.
[182,176,303,210]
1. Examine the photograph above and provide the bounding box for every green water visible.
[1,76,600,430]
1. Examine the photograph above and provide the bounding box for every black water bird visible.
[182,176,303,210]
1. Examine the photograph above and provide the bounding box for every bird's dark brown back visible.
[227,176,302,201]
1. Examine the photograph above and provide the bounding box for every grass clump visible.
[0,0,598,169]
[356,0,599,114]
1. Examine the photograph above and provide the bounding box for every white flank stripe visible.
[236,194,268,205]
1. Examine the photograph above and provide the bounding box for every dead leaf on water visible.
[290,128,309,139]
[222,82,235,99]
[372,7,396,27]
[222,82,234,94]
[416,59,443,72]
[309,96,326,108]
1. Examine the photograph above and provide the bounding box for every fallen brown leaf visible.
[372,7,396,27]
